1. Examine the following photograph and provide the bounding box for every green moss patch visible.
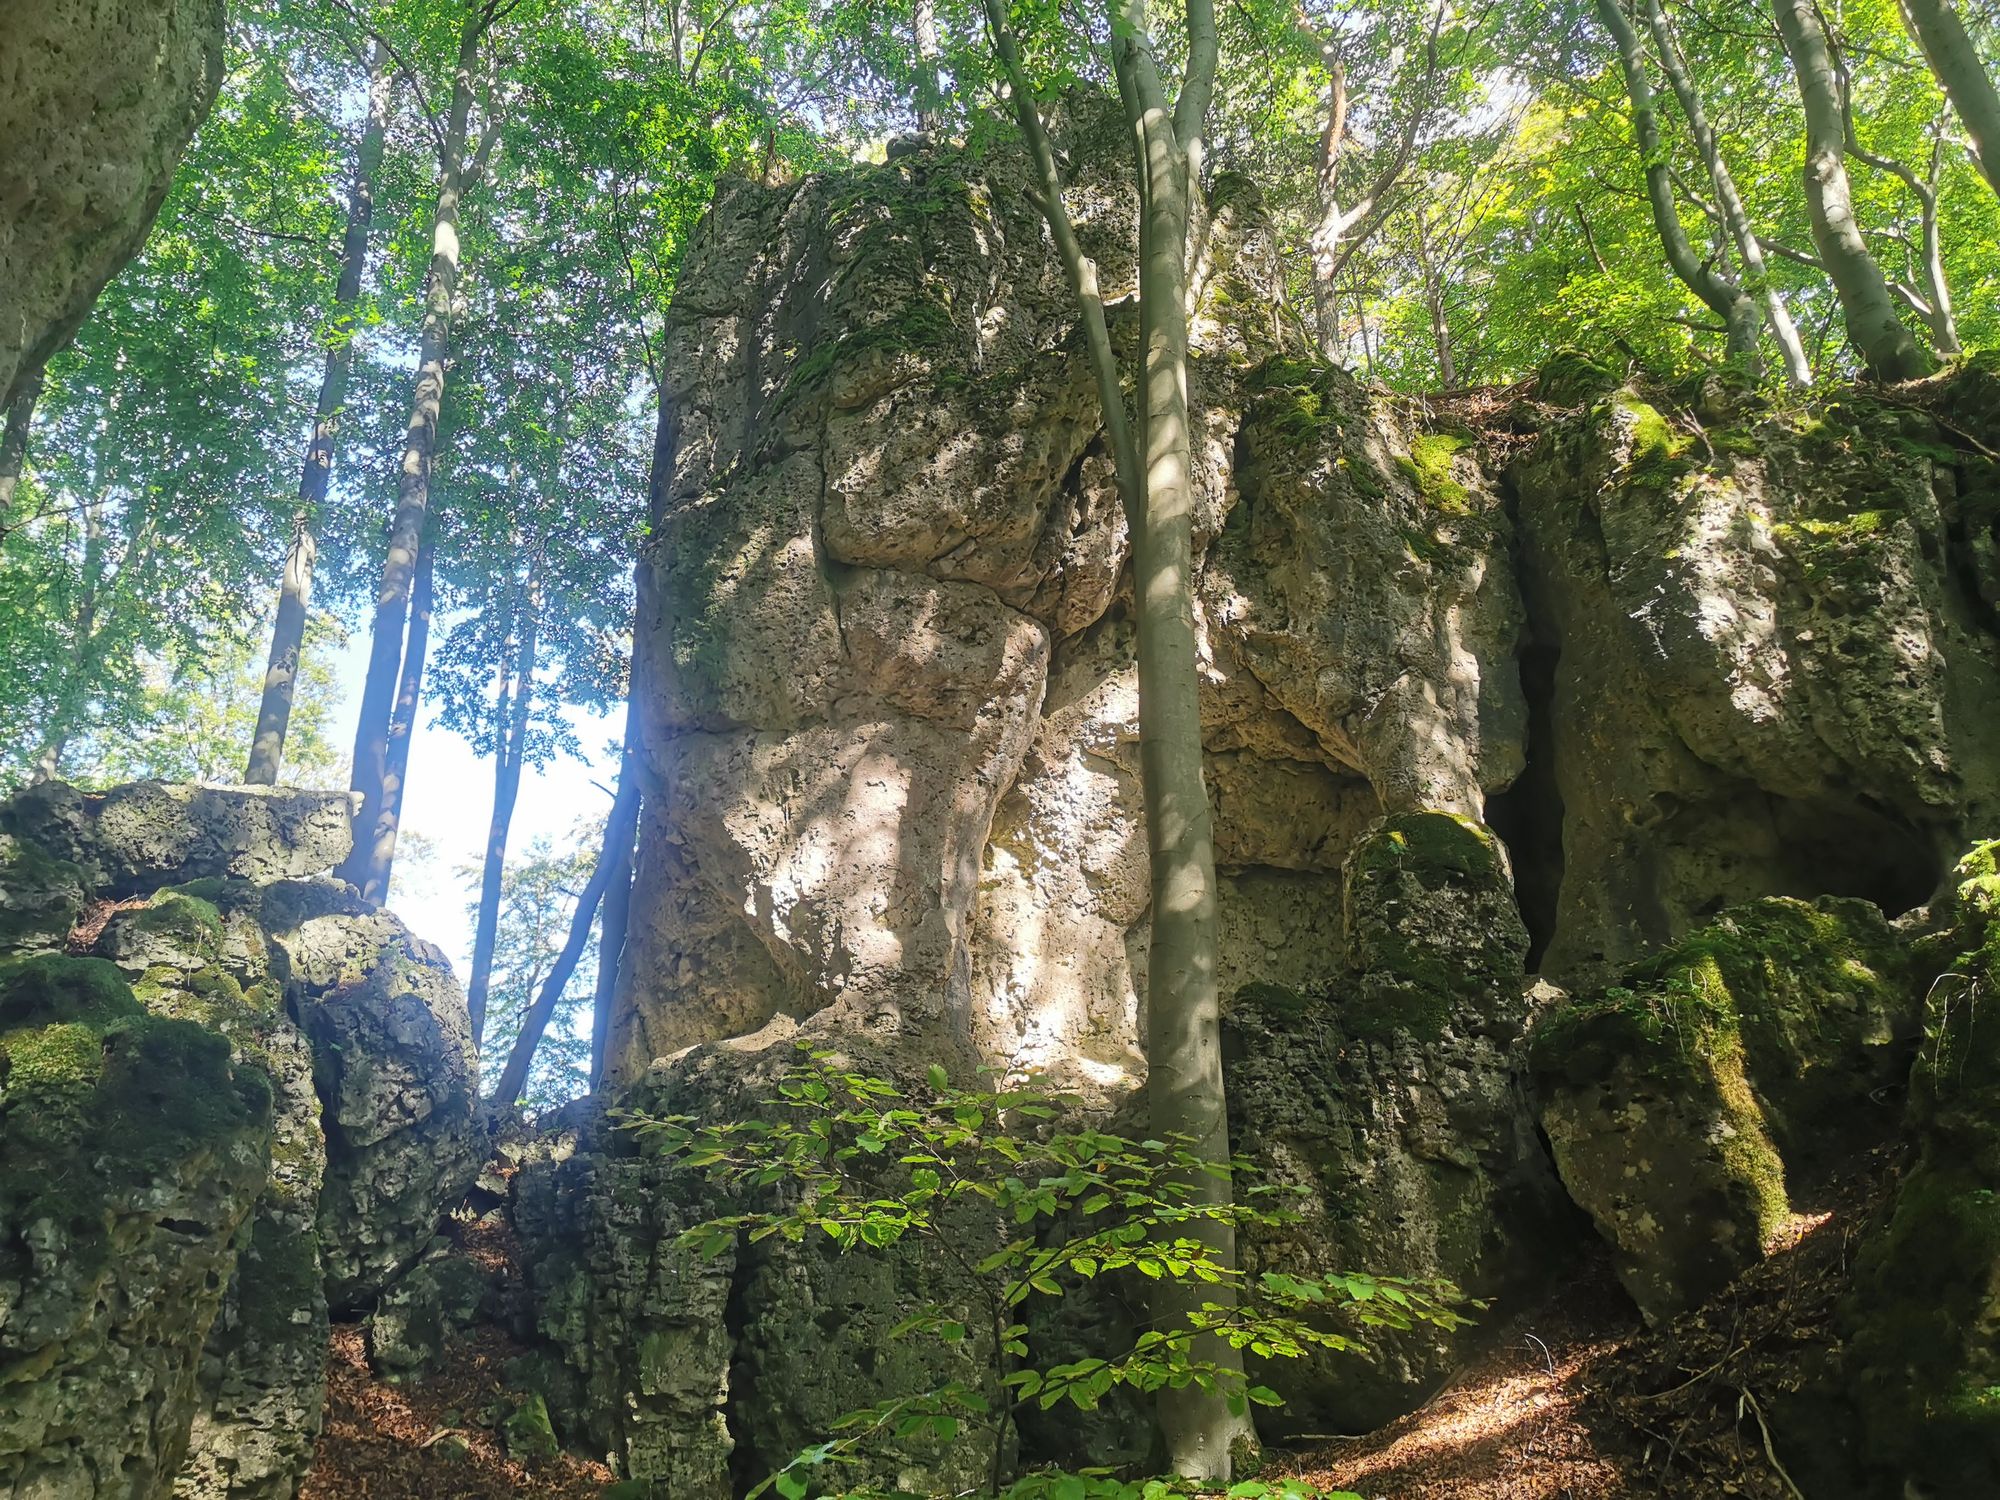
[0,954,273,1269]
[1534,897,1912,1160]
[1537,349,1618,406]
[1396,431,1473,513]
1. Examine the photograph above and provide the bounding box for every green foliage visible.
[620,1048,1467,1498]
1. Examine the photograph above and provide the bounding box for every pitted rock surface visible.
[0,0,224,406]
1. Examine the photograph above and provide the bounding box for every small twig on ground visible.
[1736,1386,1806,1499]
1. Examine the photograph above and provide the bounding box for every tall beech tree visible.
[340,0,512,902]
[981,0,1247,1477]
[1770,0,1933,380]
[1638,0,1813,383]
[246,42,394,785]
[1898,0,2000,199]
[1598,0,1762,369]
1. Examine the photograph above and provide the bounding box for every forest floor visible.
[1279,1150,1895,1499]
[299,1155,1891,1499]
[298,1219,613,1500]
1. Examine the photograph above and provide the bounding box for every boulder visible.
[0,834,85,957]
[0,955,272,1500]
[1223,815,1566,1429]
[364,1251,491,1379]
[1531,895,1917,1322]
[0,0,224,406]
[89,881,330,1500]
[263,884,481,1310]
[1511,386,2000,982]
[1843,841,2000,1493]
[0,783,357,896]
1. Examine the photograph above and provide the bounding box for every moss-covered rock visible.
[0,781,356,896]
[0,833,86,957]
[1342,813,1528,1044]
[1531,895,1920,1323]
[1843,841,2000,1492]
[503,1393,560,1460]
[0,953,272,1500]
[365,1251,494,1378]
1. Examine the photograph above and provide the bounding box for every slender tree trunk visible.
[1640,0,1810,382]
[1898,0,2000,199]
[493,765,640,1109]
[1415,220,1459,388]
[342,9,486,889]
[1109,0,1249,1478]
[588,708,643,1091]
[350,532,435,904]
[0,370,44,527]
[1770,0,1932,379]
[247,43,392,785]
[1600,0,1763,370]
[1308,54,1350,359]
[468,584,539,1045]
[914,0,944,133]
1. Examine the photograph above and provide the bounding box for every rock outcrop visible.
[0,0,225,407]
[1530,894,1918,1322]
[530,117,2000,1492]
[0,782,479,1500]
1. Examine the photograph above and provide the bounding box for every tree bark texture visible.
[1899,0,2000,200]
[1639,0,1811,382]
[1770,0,1933,379]
[342,8,486,888]
[246,41,392,785]
[1600,0,1763,369]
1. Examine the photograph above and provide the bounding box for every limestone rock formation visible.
[0,954,273,1500]
[1530,895,1918,1322]
[1512,384,2000,981]
[0,0,225,407]
[0,782,480,1500]
[524,112,2000,1489]
[1843,841,2000,1493]
[262,883,482,1311]
[0,782,357,895]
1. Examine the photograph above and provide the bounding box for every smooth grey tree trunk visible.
[1770,0,1933,379]
[1110,0,1251,1478]
[1640,0,1811,383]
[1600,0,1763,370]
[350,532,435,904]
[246,43,392,784]
[342,9,487,896]
[468,585,539,1045]
[1899,0,2000,199]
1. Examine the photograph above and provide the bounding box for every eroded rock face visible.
[1843,841,2000,1493]
[563,116,2000,1488]
[0,0,225,406]
[555,115,1547,1483]
[0,782,358,896]
[1512,386,2000,981]
[264,884,481,1311]
[0,782,480,1500]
